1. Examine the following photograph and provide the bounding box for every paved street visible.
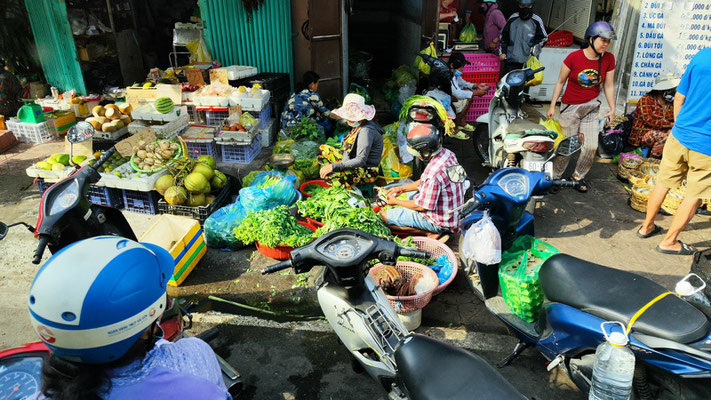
[0,126,709,399]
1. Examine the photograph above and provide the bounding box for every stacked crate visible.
[461,53,501,122]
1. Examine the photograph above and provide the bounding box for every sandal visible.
[461,123,476,132]
[451,130,471,140]
[656,241,698,256]
[637,224,662,239]
[571,177,588,193]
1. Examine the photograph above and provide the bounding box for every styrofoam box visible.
[229,89,270,111]
[127,113,189,138]
[26,158,90,181]
[193,95,230,107]
[94,161,169,192]
[94,126,129,141]
[131,104,189,122]
[260,118,276,147]
[215,122,259,145]
[218,65,258,80]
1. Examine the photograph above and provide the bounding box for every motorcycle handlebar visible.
[261,260,293,275]
[32,236,49,265]
[552,180,580,188]
[93,148,117,171]
[397,247,429,259]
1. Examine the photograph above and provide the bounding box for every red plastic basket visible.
[462,53,501,73]
[547,30,573,47]
[370,262,439,313]
[462,71,500,85]
[464,93,494,122]
[410,237,458,295]
[299,180,331,198]
[255,221,314,260]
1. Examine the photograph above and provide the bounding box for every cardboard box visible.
[125,84,182,111]
[0,130,18,153]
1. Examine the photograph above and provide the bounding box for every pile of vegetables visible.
[285,117,324,142]
[315,207,391,238]
[297,186,354,221]
[303,183,325,196]
[234,205,314,248]
[90,151,129,173]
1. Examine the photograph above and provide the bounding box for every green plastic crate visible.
[498,236,559,322]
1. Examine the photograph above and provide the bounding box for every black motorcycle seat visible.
[394,334,526,400]
[540,254,709,344]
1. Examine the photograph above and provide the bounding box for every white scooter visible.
[262,229,527,400]
[473,67,558,176]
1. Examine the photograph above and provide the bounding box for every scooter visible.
[473,67,558,176]
[457,148,711,398]
[262,229,527,400]
[14,122,136,264]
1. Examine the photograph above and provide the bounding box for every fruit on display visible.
[94,151,130,173]
[105,107,120,120]
[92,106,105,118]
[197,155,216,170]
[154,175,175,195]
[222,122,246,132]
[193,163,214,181]
[164,186,188,205]
[154,97,175,114]
[211,170,227,190]
[143,82,155,88]
[184,172,209,193]
[118,103,132,114]
[131,139,180,172]
[86,103,132,134]
[34,152,86,171]
[156,155,227,207]
[70,97,84,105]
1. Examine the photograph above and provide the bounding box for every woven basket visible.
[411,237,458,296]
[630,183,652,213]
[621,156,643,170]
[627,170,648,187]
[369,261,439,314]
[640,158,660,176]
[662,186,686,215]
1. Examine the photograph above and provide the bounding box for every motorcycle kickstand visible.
[497,341,530,368]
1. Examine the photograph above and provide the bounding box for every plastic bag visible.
[290,140,320,160]
[393,65,416,87]
[272,139,295,155]
[539,118,564,148]
[524,56,544,87]
[239,172,298,212]
[380,136,412,183]
[204,202,248,251]
[414,42,437,75]
[601,130,625,156]
[186,36,212,64]
[461,211,501,265]
[349,83,372,105]
[459,23,477,43]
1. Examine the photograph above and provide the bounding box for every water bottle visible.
[589,321,635,400]
[675,273,711,317]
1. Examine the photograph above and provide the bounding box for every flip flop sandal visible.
[572,178,588,193]
[461,124,476,132]
[656,241,698,256]
[637,224,662,239]
[451,130,471,140]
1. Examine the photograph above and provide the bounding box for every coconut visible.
[197,155,216,170]
[164,186,187,205]
[205,195,216,205]
[187,192,205,207]
[201,182,212,194]
[193,162,215,181]
[154,175,175,195]
[184,172,209,193]
[211,170,227,190]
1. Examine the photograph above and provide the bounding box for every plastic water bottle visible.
[589,322,635,400]
[676,273,711,307]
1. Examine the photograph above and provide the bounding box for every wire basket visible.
[369,261,439,314]
[410,237,458,295]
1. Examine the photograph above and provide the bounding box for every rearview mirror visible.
[555,135,583,157]
[67,121,94,144]
[0,222,7,240]
[446,165,468,184]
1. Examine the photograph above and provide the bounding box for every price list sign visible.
[627,0,711,102]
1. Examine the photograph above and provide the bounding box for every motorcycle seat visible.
[506,119,558,139]
[540,254,709,344]
[394,334,526,400]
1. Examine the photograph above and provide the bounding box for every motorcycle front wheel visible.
[472,124,490,164]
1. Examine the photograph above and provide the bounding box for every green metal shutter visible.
[24,0,86,94]
[198,0,294,89]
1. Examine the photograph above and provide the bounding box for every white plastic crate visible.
[94,126,129,141]
[218,65,258,80]
[260,118,276,147]
[229,89,270,111]
[7,119,57,144]
[127,113,189,138]
[95,161,169,192]
[131,104,189,122]
[215,121,259,144]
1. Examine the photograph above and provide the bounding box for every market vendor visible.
[379,124,465,237]
[318,93,384,188]
[627,73,679,158]
[281,71,337,133]
[449,52,490,135]
[0,60,22,118]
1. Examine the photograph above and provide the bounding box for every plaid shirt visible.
[413,148,465,231]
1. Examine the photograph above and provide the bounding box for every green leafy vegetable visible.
[325,136,343,150]
[286,117,324,142]
[304,184,324,195]
[394,236,436,265]
[234,205,314,248]
[297,186,353,221]
[315,207,391,238]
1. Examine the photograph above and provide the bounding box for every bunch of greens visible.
[242,170,266,187]
[394,236,436,266]
[297,186,353,221]
[304,184,324,196]
[294,158,320,180]
[315,207,391,238]
[286,117,323,142]
[325,136,343,150]
[234,205,313,248]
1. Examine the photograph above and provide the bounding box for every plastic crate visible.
[547,30,573,47]
[258,106,271,129]
[185,103,205,124]
[220,138,261,164]
[185,140,219,159]
[234,72,290,98]
[157,178,231,224]
[37,178,53,195]
[87,185,124,208]
[464,93,495,122]
[462,71,500,85]
[122,190,159,214]
[462,53,501,73]
[204,108,230,126]
[6,119,57,144]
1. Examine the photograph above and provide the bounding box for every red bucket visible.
[255,221,315,260]
[299,180,330,198]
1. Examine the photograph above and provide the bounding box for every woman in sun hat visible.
[318,93,384,188]
[628,73,680,158]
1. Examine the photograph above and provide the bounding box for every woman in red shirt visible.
[546,22,618,192]
[628,73,679,158]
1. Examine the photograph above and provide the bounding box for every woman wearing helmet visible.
[29,236,230,399]
[546,21,618,193]
[379,123,465,237]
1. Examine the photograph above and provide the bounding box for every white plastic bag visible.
[461,210,501,265]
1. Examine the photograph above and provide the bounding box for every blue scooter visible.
[458,139,711,398]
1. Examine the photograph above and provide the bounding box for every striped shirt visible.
[413,148,465,231]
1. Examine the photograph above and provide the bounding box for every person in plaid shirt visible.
[379,124,465,237]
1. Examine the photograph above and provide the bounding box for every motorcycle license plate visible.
[523,160,553,176]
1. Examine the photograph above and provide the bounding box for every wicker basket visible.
[627,170,648,187]
[618,157,643,180]
[410,237,458,295]
[369,261,439,314]
[630,183,652,213]
[640,158,660,176]
[662,186,686,215]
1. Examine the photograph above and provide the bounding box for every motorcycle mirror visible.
[0,222,7,240]
[67,121,95,144]
[555,135,583,157]
[446,165,468,184]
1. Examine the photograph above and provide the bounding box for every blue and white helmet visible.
[28,236,174,364]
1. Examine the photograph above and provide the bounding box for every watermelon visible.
[154,97,175,114]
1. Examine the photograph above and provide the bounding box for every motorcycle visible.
[262,229,527,400]
[457,144,711,398]
[473,67,558,177]
[12,121,136,265]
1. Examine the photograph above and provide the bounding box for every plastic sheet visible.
[204,202,248,251]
